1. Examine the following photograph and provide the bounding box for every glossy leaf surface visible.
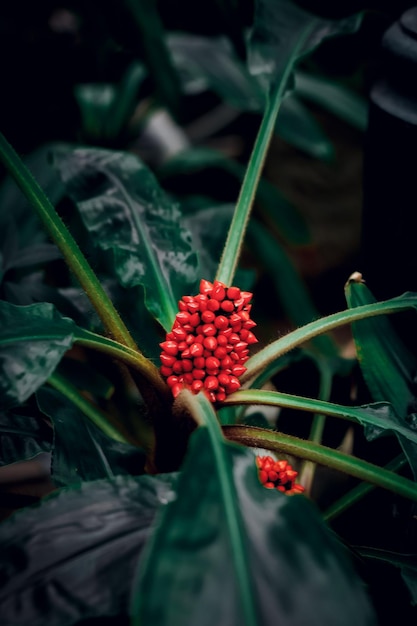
[37,387,145,486]
[0,301,76,409]
[248,0,362,92]
[54,147,198,330]
[0,408,52,466]
[0,474,176,626]
[346,279,417,475]
[132,427,376,626]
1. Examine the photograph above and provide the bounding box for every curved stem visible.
[223,425,417,504]
[47,372,133,444]
[74,328,169,397]
[299,363,333,492]
[323,455,407,522]
[241,295,417,383]
[0,131,137,350]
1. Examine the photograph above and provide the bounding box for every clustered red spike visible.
[160,279,258,403]
[256,456,305,495]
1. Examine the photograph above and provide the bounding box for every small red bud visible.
[201,310,215,323]
[207,299,220,312]
[220,300,234,313]
[171,383,184,398]
[159,341,178,356]
[192,380,204,393]
[214,315,229,330]
[160,365,173,377]
[190,343,204,357]
[199,279,213,295]
[172,361,183,374]
[176,311,190,324]
[206,356,220,370]
[226,377,240,393]
[204,376,219,390]
[189,312,200,326]
[193,369,206,380]
[193,357,205,369]
[160,353,176,367]
[187,301,200,313]
[202,324,216,336]
[231,364,246,377]
[227,286,241,300]
[182,359,193,372]
[203,336,217,351]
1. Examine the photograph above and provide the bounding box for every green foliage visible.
[0,0,415,624]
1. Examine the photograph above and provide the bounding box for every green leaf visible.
[54,146,198,330]
[74,83,117,140]
[105,62,147,139]
[0,300,76,409]
[248,0,363,93]
[36,387,145,487]
[159,147,310,246]
[295,70,368,131]
[0,408,52,466]
[356,547,417,606]
[0,474,177,626]
[345,278,417,475]
[132,427,377,626]
[345,279,416,417]
[168,33,333,160]
[168,33,262,110]
[277,93,334,161]
[247,220,341,364]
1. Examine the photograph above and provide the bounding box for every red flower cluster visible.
[256,455,305,495]
[160,279,258,402]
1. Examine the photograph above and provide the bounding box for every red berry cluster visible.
[256,456,305,495]
[160,279,258,402]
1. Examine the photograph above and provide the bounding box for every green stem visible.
[0,132,137,350]
[223,425,417,504]
[179,391,259,626]
[215,83,283,285]
[323,455,407,522]
[241,295,417,383]
[47,372,132,444]
[299,363,333,492]
[75,327,168,397]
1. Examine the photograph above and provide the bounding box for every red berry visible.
[193,369,205,380]
[189,312,200,326]
[202,324,216,336]
[203,336,217,351]
[160,353,176,367]
[227,286,241,300]
[159,340,179,355]
[220,300,234,313]
[160,365,173,377]
[207,299,220,312]
[192,380,204,393]
[176,311,190,324]
[190,343,204,357]
[193,357,205,369]
[214,315,229,330]
[200,279,213,295]
[171,383,183,398]
[206,356,220,370]
[201,310,215,323]
[204,376,219,390]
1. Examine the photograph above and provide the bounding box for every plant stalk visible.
[0,131,138,351]
[223,425,417,504]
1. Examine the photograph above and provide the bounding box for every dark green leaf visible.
[36,387,145,487]
[295,70,368,131]
[168,33,262,109]
[0,408,52,466]
[121,0,181,116]
[346,278,417,476]
[74,84,117,140]
[248,0,363,93]
[56,359,114,400]
[247,219,345,369]
[132,428,376,626]
[0,474,177,626]
[0,144,65,246]
[278,94,334,161]
[105,62,147,139]
[0,301,76,409]
[356,547,417,606]
[168,34,333,160]
[346,279,416,416]
[54,147,198,330]
[159,147,310,245]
